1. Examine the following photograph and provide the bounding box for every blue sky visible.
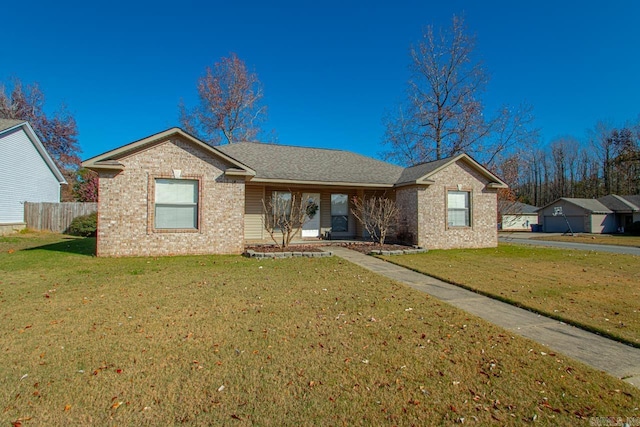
[2,0,639,161]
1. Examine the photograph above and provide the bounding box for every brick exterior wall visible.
[96,136,245,257]
[397,159,499,249]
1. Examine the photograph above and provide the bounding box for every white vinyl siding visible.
[244,185,264,239]
[448,191,470,227]
[154,179,198,229]
[0,127,61,223]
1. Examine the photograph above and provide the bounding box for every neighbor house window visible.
[155,179,199,229]
[447,191,470,227]
[331,194,349,232]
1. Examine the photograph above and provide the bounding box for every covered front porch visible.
[243,184,397,245]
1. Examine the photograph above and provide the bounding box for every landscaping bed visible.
[244,244,331,258]
[331,241,427,255]
[245,242,426,258]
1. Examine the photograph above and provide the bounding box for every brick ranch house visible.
[82,128,507,257]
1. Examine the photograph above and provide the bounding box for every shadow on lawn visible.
[25,237,96,256]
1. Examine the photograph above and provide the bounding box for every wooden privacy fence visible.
[24,202,98,233]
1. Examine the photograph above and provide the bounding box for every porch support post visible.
[355,189,365,239]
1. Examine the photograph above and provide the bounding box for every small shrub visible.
[67,212,97,237]
[626,221,640,235]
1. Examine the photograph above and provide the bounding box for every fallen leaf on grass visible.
[8,249,15,254]
[111,401,123,409]
[64,404,71,411]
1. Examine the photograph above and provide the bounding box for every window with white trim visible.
[447,191,470,227]
[155,179,199,229]
[331,194,349,232]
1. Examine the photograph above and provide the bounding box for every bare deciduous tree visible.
[383,16,537,167]
[180,53,268,145]
[384,15,489,165]
[351,196,399,247]
[262,192,314,248]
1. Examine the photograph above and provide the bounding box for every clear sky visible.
[2,0,639,161]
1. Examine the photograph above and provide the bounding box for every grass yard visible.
[1,233,638,426]
[530,233,640,248]
[381,244,640,346]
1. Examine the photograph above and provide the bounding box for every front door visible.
[301,193,320,238]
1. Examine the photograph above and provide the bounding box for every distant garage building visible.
[500,201,539,231]
[538,198,616,234]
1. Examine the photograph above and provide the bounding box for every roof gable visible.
[82,128,255,177]
[0,119,67,184]
[397,154,508,188]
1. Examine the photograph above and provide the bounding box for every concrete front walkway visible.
[324,246,640,388]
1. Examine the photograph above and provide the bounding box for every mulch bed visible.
[329,241,416,254]
[245,244,324,253]
[245,241,416,254]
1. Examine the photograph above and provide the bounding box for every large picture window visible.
[155,179,199,229]
[331,194,349,232]
[447,191,470,227]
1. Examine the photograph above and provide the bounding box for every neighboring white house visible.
[0,119,67,234]
[500,201,539,231]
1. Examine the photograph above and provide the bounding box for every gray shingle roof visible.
[83,128,507,189]
[619,195,640,210]
[396,157,453,185]
[0,118,25,133]
[598,194,640,212]
[563,198,612,213]
[216,142,405,185]
[501,201,538,215]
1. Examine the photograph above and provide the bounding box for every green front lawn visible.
[1,234,638,425]
[381,244,640,346]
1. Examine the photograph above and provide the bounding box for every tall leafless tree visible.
[383,15,537,167]
[180,53,268,145]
